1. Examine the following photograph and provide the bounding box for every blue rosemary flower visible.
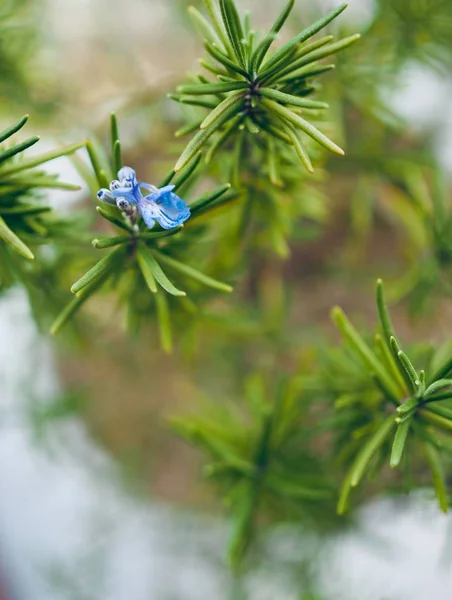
[97,166,190,230]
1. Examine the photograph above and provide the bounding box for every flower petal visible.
[138,190,190,230]
[118,166,137,186]
[97,188,116,205]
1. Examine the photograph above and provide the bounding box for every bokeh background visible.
[1,0,452,598]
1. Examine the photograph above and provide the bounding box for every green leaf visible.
[110,113,121,174]
[169,93,217,109]
[424,379,452,397]
[423,442,448,513]
[396,397,420,415]
[173,152,202,190]
[390,419,411,468]
[188,5,221,45]
[155,289,173,353]
[272,34,360,82]
[205,42,249,78]
[177,81,248,95]
[423,403,452,421]
[92,235,130,249]
[153,250,233,293]
[331,307,400,400]
[136,244,186,296]
[0,136,40,165]
[389,337,419,394]
[267,136,283,186]
[262,34,334,82]
[262,98,344,155]
[259,87,328,109]
[251,0,295,73]
[71,247,126,295]
[0,205,51,216]
[228,487,257,571]
[376,279,396,345]
[113,140,122,175]
[175,103,241,171]
[200,59,230,77]
[219,0,247,67]
[0,215,34,259]
[200,90,245,130]
[4,178,80,191]
[280,122,314,173]
[280,62,335,84]
[349,416,395,487]
[202,0,233,55]
[190,183,232,214]
[136,245,158,293]
[0,141,84,176]
[96,206,133,232]
[421,409,452,433]
[257,3,348,78]
[429,356,452,384]
[337,470,353,515]
[175,120,203,138]
[86,140,110,188]
[375,334,407,396]
[50,268,112,335]
[0,114,29,144]
[205,113,245,163]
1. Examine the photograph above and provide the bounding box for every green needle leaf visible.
[219,0,247,67]
[86,140,110,188]
[389,338,419,394]
[424,379,452,397]
[92,235,130,249]
[0,141,84,176]
[257,2,348,77]
[331,306,400,400]
[137,244,186,296]
[190,183,232,214]
[262,34,334,83]
[50,268,113,335]
[202,0,233,55]
[429,356,452,384]
[259,87,328,109]
[349,416,395,487]
[0,136,40,165]
[423,442,448,513]
[188,5,221,45]
[390,419,411,468]
[155,289,173,354]
[205,42,249,78]
[421,410,452,433]
[177,82,248,95]
[200,90,245,130]
[96,206,133,232]
[71,247,126,295]
[0,114,29,143]
[153,250,233,292]
[280,122,314,173]
[376,279,396,346]
[175,103,241,171]
[137,245,158,293]
[272,34,360,82]
[262,98,344,155]
[173,152,202,190]
[0,215,34,259]
[251,0,295,72]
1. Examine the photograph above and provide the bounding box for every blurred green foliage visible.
[1,0,452,582]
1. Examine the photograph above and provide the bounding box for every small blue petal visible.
[97,188,116,205]
[139,188,190,230]
[118,166,137,186]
